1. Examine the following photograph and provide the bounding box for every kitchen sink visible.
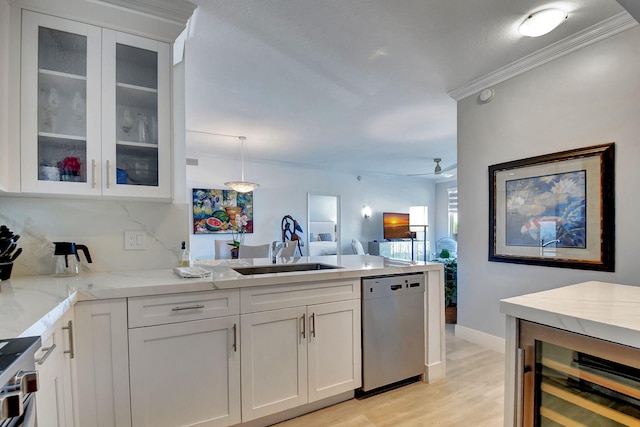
[232,263,341,275]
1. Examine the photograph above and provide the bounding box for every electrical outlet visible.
[124,231,147,250]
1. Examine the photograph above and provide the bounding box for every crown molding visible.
[10,0,196,41]
[448,11,638,101]
[95,0,196,26]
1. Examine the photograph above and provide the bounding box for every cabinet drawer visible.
[241,279,360,313]
[128,290,240,328]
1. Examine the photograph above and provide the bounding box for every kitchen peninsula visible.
[501,281,640,427]
[0,254,445,427]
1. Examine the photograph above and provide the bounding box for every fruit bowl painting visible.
[193,188,254,235]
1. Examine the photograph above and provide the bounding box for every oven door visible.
[0,393,36,427]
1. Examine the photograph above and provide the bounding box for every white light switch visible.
[125,231,147,250]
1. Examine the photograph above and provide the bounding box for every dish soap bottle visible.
[178,241,190,267]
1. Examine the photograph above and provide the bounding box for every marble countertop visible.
[1,254,442,339]
[500,281,640,349]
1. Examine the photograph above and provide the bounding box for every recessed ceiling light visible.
[519,8,568,37]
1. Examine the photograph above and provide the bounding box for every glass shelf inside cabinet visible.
[38,135,87,183]
[536,341,640,426]
[37,26,88,183]
[115,43,159,174]
[116,43,158,148]
[115,144,158,187]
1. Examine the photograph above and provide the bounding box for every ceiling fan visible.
[408,158,457,178]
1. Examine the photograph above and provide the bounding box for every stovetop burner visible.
[0,337,41,386]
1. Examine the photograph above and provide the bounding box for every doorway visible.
[307,193,340,256]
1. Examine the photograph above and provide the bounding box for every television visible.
[383,212,413,240]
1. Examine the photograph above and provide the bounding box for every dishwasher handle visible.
[390,284,403,291]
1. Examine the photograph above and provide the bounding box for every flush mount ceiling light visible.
[225,136,260,193]
[519,8,568,37]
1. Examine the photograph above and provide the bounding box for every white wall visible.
[457,27,640,340]
[309,194,338,222]
[0,0,10,191]
[186,153,436,259]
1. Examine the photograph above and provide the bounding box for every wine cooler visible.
[518,320,640,426]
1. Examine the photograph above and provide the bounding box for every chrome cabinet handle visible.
[516,348,525,427]
[106,160,111,188]
[35,344,56,365]
[63,320,74,359]
[232,323,237,352]
[91,159,96,188]
[301,313,306,339]
[171,304,205,312]
[310,313,316,338]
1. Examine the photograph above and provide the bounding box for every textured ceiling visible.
[183,0,628,179]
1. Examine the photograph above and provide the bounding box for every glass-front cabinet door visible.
[101,29,171,198]
[20,11,102,195]
[519,320,640,426]
[20,11,171,199]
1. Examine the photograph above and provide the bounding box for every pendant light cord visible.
[239,136,246,181]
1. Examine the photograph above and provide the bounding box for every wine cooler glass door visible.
[519,321,640,427]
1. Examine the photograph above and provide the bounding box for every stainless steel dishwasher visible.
[359,273,425,395]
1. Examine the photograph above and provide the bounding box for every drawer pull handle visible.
[106,160,111,188]
[232,323,237,352]
[63,320,75,359]
[36,344,56,365]
[91,159,97,188]
[171,304,205,312]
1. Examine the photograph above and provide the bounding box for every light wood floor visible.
[274,325,505,427]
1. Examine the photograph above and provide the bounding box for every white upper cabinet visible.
[20,10,172,199]
[101,29,171,198]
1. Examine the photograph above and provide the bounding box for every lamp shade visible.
[224,180,260,193]
[409,205,428,231]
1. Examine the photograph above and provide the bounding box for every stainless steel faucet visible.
[271,241,285,263]
[540,239,561,247]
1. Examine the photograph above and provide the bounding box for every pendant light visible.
[225,136,260,193]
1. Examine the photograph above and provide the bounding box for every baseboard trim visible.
[237,391,353,427]
[454,324,505,354]
[424,360,445,383]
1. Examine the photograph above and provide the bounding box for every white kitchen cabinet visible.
[20,10,171,199]
[307,300,361,402]
[240,282,361,422]
[127,290,241,427]
[241,307,308,421]
[74,299,131,427]
[35,308,75,427]
[129,317,240,427]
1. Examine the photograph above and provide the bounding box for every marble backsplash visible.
[0,196,189,276]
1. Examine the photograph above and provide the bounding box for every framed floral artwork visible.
[488,143,615,271]
[192,188,254,235]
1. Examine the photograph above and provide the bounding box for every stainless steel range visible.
[0,336,41,427]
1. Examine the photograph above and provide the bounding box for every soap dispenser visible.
[178,241,190,267]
